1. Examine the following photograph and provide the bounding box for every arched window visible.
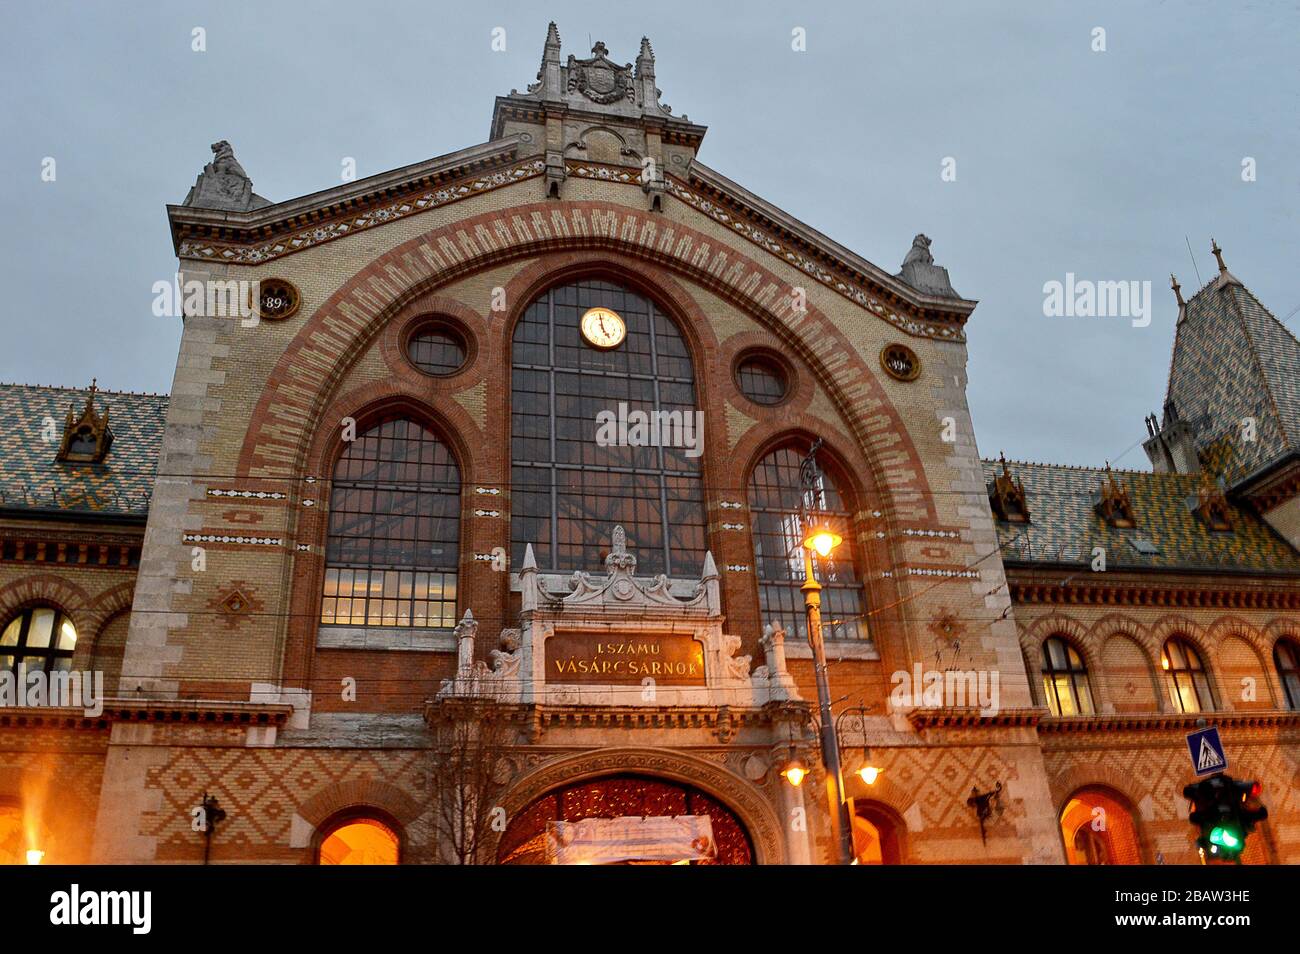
[317,814,400,865]
[510,279,706,577]
[1,608,77,675]
[321,417,461,628]
[1275,639,1300,710]
[1161,637,1214,713]
[748,446,866,641]
[1041,636,1094,716]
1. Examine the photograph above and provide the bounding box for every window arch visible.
[1,607,77,676]
[320,416,461,628]
[1275,638,1300,710]
[1041,635,1094,716]
[316,813,400,865]
[510,278,706,577]
[1161,637,1214,713]
[747,445,867,641]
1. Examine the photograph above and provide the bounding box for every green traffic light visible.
[1209,826,1241,850]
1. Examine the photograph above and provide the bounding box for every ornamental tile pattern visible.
[984,458,1300,573]
[0,383,167,517]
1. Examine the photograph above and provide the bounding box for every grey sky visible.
[2,0,1295,469]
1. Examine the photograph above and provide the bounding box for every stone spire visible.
[182,140,271,212]
[1209,237,1243,290]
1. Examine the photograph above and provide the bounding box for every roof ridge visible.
[0,381,170,399]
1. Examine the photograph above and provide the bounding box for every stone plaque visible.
[545,632,706,686]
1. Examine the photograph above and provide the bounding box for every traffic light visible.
[1182,773,1267,863]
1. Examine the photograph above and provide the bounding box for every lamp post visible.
[798,439,856,866]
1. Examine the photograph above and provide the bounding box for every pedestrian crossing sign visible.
[1186,726,1227,776]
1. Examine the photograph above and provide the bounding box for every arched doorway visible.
[851,801,904,864]
[497,774,754,865]
[1060,788,1142,865]
[316,813,400,865]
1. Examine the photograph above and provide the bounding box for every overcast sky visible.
[2,0,1295,468]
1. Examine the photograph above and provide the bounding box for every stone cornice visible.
[905,707,1044,729]
[168,139,536,263]
[1039,709,1300,733]
[0,700,293,731]
[685,160,978,326]
[1008,575,1300,611]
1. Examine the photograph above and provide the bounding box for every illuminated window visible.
[317,816,399,865]
[0,608,77,676]
[1161,637,1214,713]
[1041,636,1094,716]
[321,417,460,628]
[510,279,706,577]
[1060,789,1141,865]
[1275,639,1300,710]
[748,446,866,641]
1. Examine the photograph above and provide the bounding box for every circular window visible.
[880,343,921,382]
[256,277,301,321]
[735,355,789,406]
[406,322,468,377]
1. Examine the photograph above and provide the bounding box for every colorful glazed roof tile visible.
[983,459,1300,575]
[0,383,168,519]
[1163,259,1300,484]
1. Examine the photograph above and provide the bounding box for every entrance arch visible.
[498,774,754,865]
[1059,787,1142,865]
[493,747,785,864]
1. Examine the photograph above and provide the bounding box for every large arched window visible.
[1,608,77,675]
[1274,638,1300,710]
[1041,636,1094,716]
[1161,637,1214,713]
[510,279,706,577]
[747,446,866,641]
[321,417,461,628]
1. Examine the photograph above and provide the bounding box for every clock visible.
[580,306,626,349]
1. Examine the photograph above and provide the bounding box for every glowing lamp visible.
[26,849,44,865]
[858,765,882,786]
[802,521,843,558]
[780,752,809,788]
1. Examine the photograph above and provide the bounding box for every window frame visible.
[0,606,77,676]
[1274,638,1300,710]
[747,443,868,642]
[1040,635,1095,716]
[320,415,462,629]
[1161,636,1214,713]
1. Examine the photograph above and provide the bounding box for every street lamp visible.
[797,439,856,866]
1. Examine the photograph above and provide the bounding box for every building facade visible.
[1,25,1296,865]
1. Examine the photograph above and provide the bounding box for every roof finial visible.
[1211,237,1227,274]
[1170,273,1184,307]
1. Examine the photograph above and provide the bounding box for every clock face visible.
[580,307,626,350]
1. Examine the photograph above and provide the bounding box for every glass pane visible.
[26,609,55,649]
[0,618,18,647]
[58,618,77,650]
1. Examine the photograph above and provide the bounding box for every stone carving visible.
[897,233,961,299]
[182,140,271,212]
[522,527,720,616]
[567,42,636,104]
[755,622,798,701]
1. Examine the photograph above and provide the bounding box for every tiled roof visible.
[982,459,1300,575]
[0,383,168,519]
[1164,278,1300,483]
